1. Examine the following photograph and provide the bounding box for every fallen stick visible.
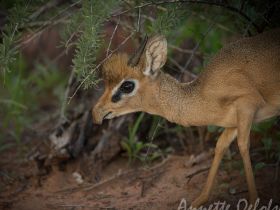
[84,156,171,191]
[55,155,171,194]
[186,166,210,184]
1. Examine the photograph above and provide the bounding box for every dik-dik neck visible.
[143,72,204,126]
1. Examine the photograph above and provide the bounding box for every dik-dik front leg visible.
[191,105,258,208]
[236,105,258,203]
[191,128,237,208]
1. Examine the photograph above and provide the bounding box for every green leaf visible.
[148,3,186,36]
[131,113,145,138]
[72,0,120,89]
[254,162,266,171]
[0,143,14,153]
[252,118,275,133]
[120,141,132,156]
[207,125,219,133]
[262,137,272,151]
[135,142,144,154]
[143,143,158,149]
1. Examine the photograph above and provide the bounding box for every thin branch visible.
[169,44,201,55]
[18,19,70,29]
[58,204,85,208]
[137,7,141,32]
[144,118,162,162]
[84,155,170,191]
[28,0,64,20]
[274,157,280,181]
[55,155,171,194]
[63,24,82,51]
[168,57,197,81]
[191,12,234,33]
[186,166,210,183]
[16,13,71,54]
[106,17,120,57]
[15,0,81,51]
[129,13,155,22]
[243,2,277,36]
[112,0,261,32]
[183,21,215,70]
[59,68,75,122]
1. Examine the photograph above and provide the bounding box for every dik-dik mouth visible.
[103,111,112,121]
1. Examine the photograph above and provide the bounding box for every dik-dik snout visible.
[92,90,112,124]
[92,35,167,124]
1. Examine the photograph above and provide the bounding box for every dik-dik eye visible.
[120,81,135,94]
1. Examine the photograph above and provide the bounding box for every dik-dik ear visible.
[143,35,167,77]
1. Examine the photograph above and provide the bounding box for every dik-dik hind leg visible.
[236,107,258,203]
[191,128,237,208]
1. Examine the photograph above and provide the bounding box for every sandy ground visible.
[1,147,280,210]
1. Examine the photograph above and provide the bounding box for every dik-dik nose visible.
[92,101,113,124]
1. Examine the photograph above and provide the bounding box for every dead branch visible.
[169,44,201,55]
[186,166,210,183]
[106,17,120,57]
[112,0,261,32]
[184,151,214,168]
[58,204,85,208]
[59,67,75,123]
[55,156,171,194]
[190,12,233,33]
[144,118,163,161]
[183,21,215,70]
[140,169,165,197]
[274,158,280,181]
[168,57,197,82]
[28,0,66,20]
[84,156,170,192]
[143,155,171,172]
[16,0,81,51]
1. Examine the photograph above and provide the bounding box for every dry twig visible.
[16,0,81,51]
[55,155,171,194]
[112,0,261,32]
[29,0,65,20]
[183,21,215,70]
[106,17,120,57]
[169,44,201,55]
[168,57,197,81]
[186,166,210,183]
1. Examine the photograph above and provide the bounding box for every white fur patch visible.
[111,79,139,99]
[111,79,124,96]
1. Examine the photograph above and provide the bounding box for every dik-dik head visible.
[92,35,167,124]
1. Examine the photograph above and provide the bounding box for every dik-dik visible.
[92,29,280,207]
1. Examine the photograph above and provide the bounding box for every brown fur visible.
[102,54,145,86]
[93,29,280,207]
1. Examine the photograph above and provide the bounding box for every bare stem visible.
[106,17,120,57]
[112,0,261,32]
[183,21,215,70]
[59,67,75,121]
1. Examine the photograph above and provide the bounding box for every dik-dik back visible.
[92,29,280,207]
[198,29,280,125]
[202,28,280,98]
